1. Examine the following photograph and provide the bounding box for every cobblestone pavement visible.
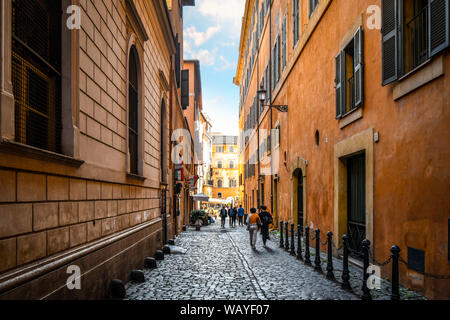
[126,222,424,300]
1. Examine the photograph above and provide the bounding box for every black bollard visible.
[108,279,126,300]
[391,245,401,300]
[144,257,157,269]
[155,250,164,260]
[162,245,171,254]
[290,224,296,255]
[296,224,303,260]
[280,221,284,248]
[361,239,372,300]
[314,229,322,272]
[341,235,351,290]
[326,232,335,280]
[130,270,145,283]
[285,222,289,251]
[304,227,311,265]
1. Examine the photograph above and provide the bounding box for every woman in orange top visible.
[246,208,261,249]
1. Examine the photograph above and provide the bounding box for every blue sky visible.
[183,0,245,136]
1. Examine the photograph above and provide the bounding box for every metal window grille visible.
[12,0,61,153]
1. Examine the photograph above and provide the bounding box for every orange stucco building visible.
[236,0,449,299]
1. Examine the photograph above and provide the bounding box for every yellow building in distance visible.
[207,133,240,207]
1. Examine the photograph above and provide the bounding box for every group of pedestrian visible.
[246,205,273,249]
[220,205,245,228]
[219,204,274,250]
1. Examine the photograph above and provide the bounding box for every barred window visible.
[129,46,139,174]
[12,0,62,153]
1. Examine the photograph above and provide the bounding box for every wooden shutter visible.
[429,0,450,57]
[175,35,181,88]
[181,69,189,109]
[354,27,364,108]
[335,51,346,118]
[282,16,287,70]
[381,0,398,86]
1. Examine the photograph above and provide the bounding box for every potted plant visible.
[190,210,208,230]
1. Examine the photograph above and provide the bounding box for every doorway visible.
[347,153,366,256]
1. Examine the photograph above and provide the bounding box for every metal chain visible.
[331,241,343,251]
[368,250,392,267]
[399,257,450,279]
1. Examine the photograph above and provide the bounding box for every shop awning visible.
[191,193,209,202]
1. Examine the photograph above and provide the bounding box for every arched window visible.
[128,46,139,174]
[217,179,223,188]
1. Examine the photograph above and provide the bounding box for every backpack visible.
[260,212,273,225]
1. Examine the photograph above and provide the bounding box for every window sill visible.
[339,107,363,129]
[393,56,444,101]
[0,139,84,167]
[126,172,147,181]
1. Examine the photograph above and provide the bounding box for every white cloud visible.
[196,0,245,36]
[184,25,221,47]
[185,46,218,66]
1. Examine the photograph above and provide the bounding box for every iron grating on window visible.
[12,0,62,153]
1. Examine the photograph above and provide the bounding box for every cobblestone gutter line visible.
[225,230,267,300]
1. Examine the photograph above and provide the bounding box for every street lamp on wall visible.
[257,84,289,113]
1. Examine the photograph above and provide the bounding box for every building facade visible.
[235,0,450,299]
[211,134,240,205]
[0,0,195,299]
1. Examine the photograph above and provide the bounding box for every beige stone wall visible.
[0,0,180,297]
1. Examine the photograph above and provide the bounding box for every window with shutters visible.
[335,28,364,119]
[12,0,62,153]
[293,0,300,47]
[282,15,287,71]
[382,0,449,86]
[274,124,280,148]
[310,0,319,17]
[272,36,280,90]
[181,69,189,109]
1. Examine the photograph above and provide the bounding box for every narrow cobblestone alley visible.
[126,222,359,300]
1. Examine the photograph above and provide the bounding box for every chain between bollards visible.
[314,229,322,272]
[326,231,335,280]
[285,222,289,251]
[279,221,284,248]
[304,226,311,265]
[341,234,351,290]
[296,225,303,260]
[290,224,296,255]
[361,239,372,300]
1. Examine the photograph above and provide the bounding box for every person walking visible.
[220,206,227,228]
[231,206,238,228]
[237,205,245,226]
[258,205,273,248]
[228,206,233,228]
[247,208,261,249]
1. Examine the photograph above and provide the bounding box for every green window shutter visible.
[429,0,450,57]
[335,51,345,118]
[181,69,189,109]
[381,0,399,86]
[354,27,364,108]
[282,16,287,70]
